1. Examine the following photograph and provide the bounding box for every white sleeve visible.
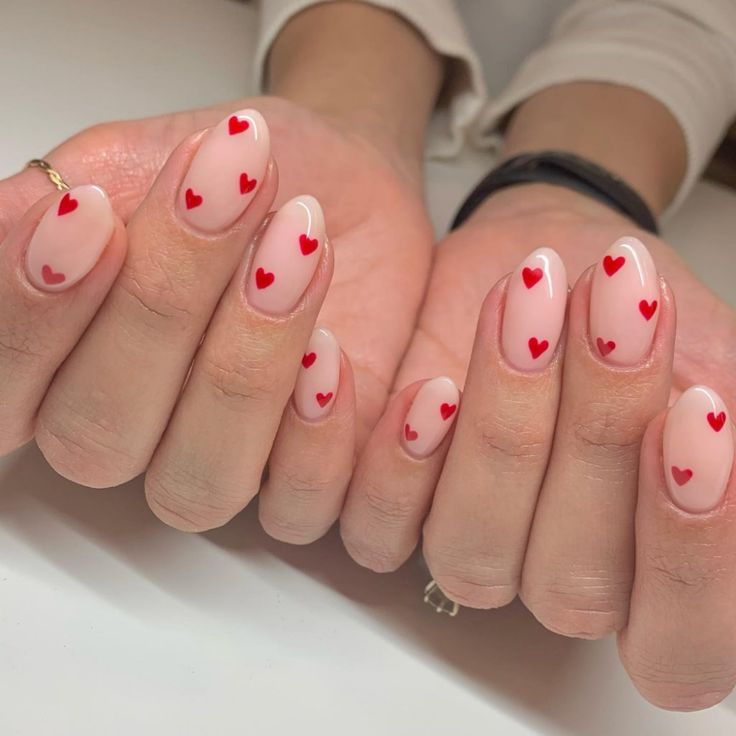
[253,0,487,156]
[476,0,736,215]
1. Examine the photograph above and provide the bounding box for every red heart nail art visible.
[255,267,275,289]
[639,299,658,321]
[302,352,317,369]
[239,173,257,195]
[228,116,250,136]
[41,264,65,285]
[316,392,333,408]
[522,267,543,289]
[528,337,549,360]
[57,192,78,217]
[185,188,203,210]
[671,466,693,486]
[603,255,625,276]
[708,411,727,433]
[440,403,457,421]
[404,423,418,441]
[596,337,616,357]
[299,233,319,256]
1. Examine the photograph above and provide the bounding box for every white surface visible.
[2,2,736,735]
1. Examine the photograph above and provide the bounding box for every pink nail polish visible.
[179,109,270,233]
[664,386,733,513]
[294,327,340,420]
[246,195,325,314]
[589,236,660,365]
[402,376,459,458]
[501,247,567,371]
[25,185,114,292]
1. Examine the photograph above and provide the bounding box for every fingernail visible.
[246,195,325,314]
[664,385,733,513]
[402,376,459,459]
[294,327,340,420]
[589,236,660,365]
[501,247,567,371]
[25,185,114,292]
[179,109,270,233]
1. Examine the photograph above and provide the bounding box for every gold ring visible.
[27,159,70,192]
[423,579,459,617]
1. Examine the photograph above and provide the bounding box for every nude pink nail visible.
[501,247,567,371]
[294,327,340,420]
[179,109,270,233]
[402,377,459,459]
[246,195,325,314]
[589,236,660,365]
[25,185,114,293]
[664,386,733,513]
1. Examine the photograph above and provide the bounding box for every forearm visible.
[267,1,444,165]
[500,82,687,216]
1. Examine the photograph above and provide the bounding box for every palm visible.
[0,96,434,444]
[395,192,736,411]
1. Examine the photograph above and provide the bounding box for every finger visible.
[423,248,567,609]
[35,109,275,487]
[145,195,332,531]
[0,185,125,454]
[259,327,356,544]
[619,386,736,711]
[340,376,459,572]
[521,237,675,639]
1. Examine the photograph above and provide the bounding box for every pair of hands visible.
[2,97,736,711]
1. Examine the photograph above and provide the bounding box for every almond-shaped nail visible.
[501,247,567,371]
[179,109,270,233]
[246,195,325,314]
[589,236,660,365]
[294,327,340,420]
[664,385,734,513]
[25,185,114,292]
[402,376,459,459]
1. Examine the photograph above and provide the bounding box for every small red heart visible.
[639,299,658,321]
[185,188,203,210]
[299,233,319,256]
[596,337,616,357]
[302,352,317,369]
[404,423,418,442]
[671,466,693,486]
[239,173,257,195]
[57,192,78,217]
[528,337,550,360]
[603,255,625,276]
[708,411,727,433]
[228,116,250,135]
[255,267,275,289]
[316,392,333,408]
[522,267,543,289]
[41,264,66,285]
[440,403,457,421]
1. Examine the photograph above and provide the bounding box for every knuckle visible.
[570,413,642,458]
[35,403,139,487]
[644,542,731,593]
[339,526,407,573]
[360,477,421,527]
[259,503,328,545]
[521,571,630,639]
[472,411,549,463]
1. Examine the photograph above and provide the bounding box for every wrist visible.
[267,2,443,169]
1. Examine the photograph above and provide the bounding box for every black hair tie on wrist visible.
[450,151,659,235]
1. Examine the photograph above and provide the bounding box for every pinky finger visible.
[0,185,126,454]
[258,327,356,544]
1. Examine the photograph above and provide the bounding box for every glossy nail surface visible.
[589,236,660,366]
[664,385,733,513]
[501,247,567,371]
[179,109,270,233]
[294,327,340,420]
[246,195,325,314]
[25,185,114,292]
[402,377,459,459]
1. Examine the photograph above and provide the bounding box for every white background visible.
[1,1,736,734]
